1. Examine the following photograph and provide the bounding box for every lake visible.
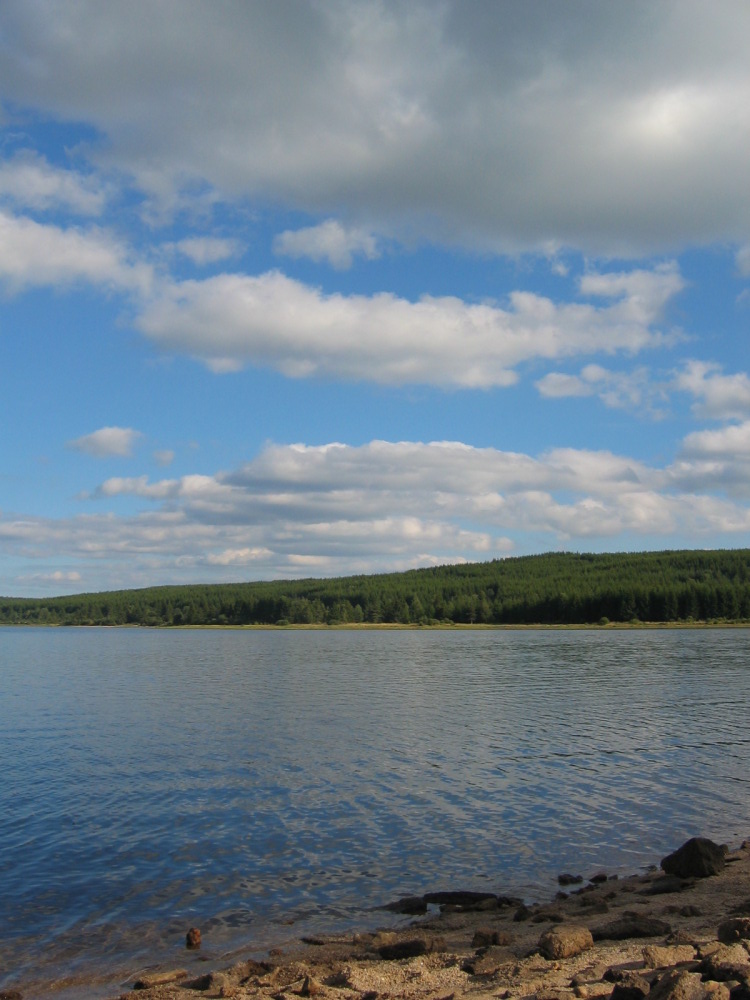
[2,626,749,997]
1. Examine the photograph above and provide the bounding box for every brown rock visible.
[704,985,732,1000]
[699,948,750,984]
[610,972,651,1000]
[649,970,708,1000]
[378,937,428,960]
[462,946,515,976]
[186,926,202,949]
[299,975,323,996]
[539,924,594,959]
[643,945,697,968]
[661,839,726,879]
[471,927,514,948]
[133,968,188,989]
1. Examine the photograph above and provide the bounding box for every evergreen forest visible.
[2,549,750,628]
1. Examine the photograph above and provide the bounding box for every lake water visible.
[2,626,750,997]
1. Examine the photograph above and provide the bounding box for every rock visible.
[698,943,750,984]
[471,927,514,948]
[299,975,323,996]
[641,877,691,896]
[378,937,428,960]
[514,904,533,921]
[661,839,726,879]
[133,968,188,989]
[186,926,202,949]
[591,872,609,883]
[593,916,672,941]
[539,924,594,959]
[559,873,585,886]
[423,890,498,909]
[0,991,24,1000]
[462,945,515,975]
[371,931,397,949]
[704,985,732,1000]
[571,964,609,987]
[610,972,652,1000]
[643,945,697,968]
[577,899,611,915]
[649,970,708,1000]
[383,895,428,914]
[719,919,750,944]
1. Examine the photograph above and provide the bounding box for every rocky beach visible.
[10,836,750,1000]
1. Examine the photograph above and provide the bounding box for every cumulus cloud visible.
[273,220,379,269]
[673,360,750,420]
[137,263,683,386]
[0,3,748,254]
[0,151,106,214]
[0,209,152,294]
[67,426,142,458]
[4,435,750,590]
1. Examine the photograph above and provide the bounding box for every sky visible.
[1,1,749,597]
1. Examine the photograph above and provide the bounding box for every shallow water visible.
[2,626,749,996]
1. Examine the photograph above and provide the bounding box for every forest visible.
[1,549,750,628]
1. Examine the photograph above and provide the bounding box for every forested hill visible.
[2,549,750,627]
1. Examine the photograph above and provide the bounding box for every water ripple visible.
[2,627,750,996]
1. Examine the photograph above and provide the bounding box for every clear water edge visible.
[2,626,749,998]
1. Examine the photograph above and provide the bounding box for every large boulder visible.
[661,839,726,879]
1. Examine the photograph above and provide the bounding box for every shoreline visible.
[9,836,750,1000]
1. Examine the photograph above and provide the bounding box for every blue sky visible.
[1,1,749,596]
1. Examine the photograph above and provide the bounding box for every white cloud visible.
[169,237,240,265]
[1,2,749,254]
[737,245,750,276]
[67,426,142,458]
[137,264,683,387]
[16,569,82,584]
[153,449,175,467]
[4,435,750,590]
[273,220,379,269]
[0,209,152,294]
[680,421,750,459]
[536,372,595,399]
[0,151,106,214]
[536,364,667,416]
[673,360,750,420]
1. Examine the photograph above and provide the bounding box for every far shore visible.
[3,619,750,630]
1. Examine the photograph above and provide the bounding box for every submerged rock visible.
[186,926,202,949]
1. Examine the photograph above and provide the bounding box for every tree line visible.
[1,549,749,628]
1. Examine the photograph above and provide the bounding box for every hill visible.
[2,549,749,627]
